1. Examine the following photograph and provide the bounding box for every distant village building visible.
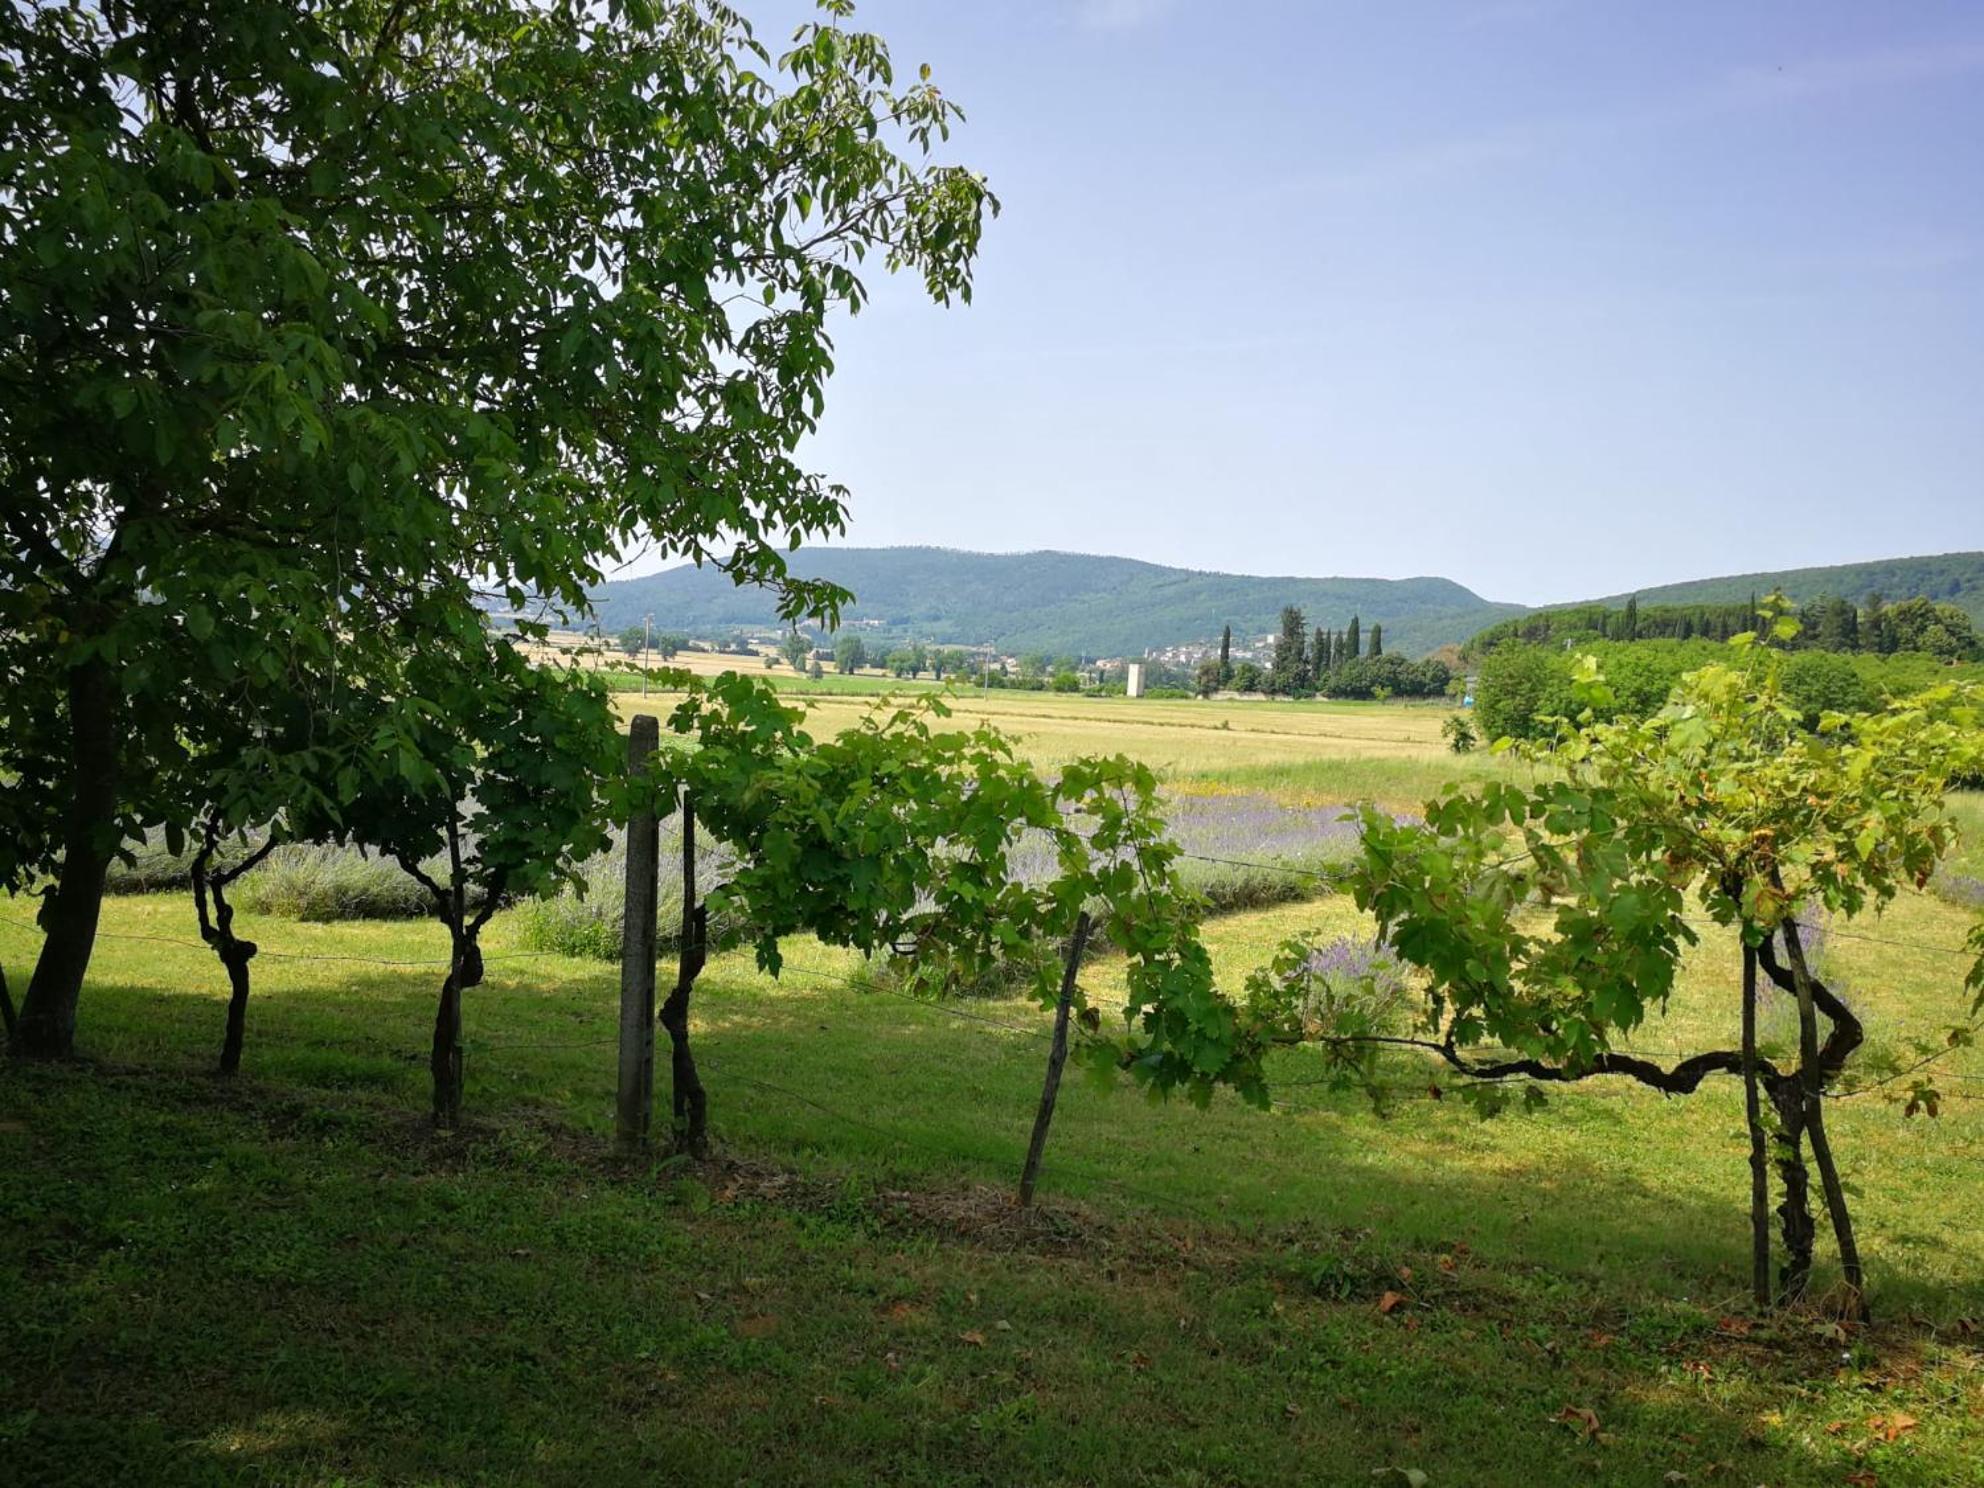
[1125,661,1146,699]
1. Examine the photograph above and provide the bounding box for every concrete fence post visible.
[614,714,661,1156]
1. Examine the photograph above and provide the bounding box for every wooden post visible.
[1018,912,1093,1209]
[615,714,661,1156]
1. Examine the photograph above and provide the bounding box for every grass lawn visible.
[5,879,1983,1485]
[5,694,1982,1485]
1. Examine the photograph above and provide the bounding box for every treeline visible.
[1467,592,1981,660]
[1194,608,1452,699]
[1476,639,1984,743]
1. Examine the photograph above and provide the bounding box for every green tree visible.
[1474,644,1565,741]
[1268,606,1309,696]
[1326,636,1983,1311]
[619,627,649,658]
[1218,625,1233,685]
[1804,594,1858,652]
[1864,592,1890,655]
[1368,623,1383,658]
[314,624,622,1125]
[1883,597,1978,659]
[833,633,867,675]
[651,679,1270,1152]
[780,630,813,672]
[1193,657,1224,697]
[1346,615,1361,661]
[3,0,992,1058]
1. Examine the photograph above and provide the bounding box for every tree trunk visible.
[1778,916,1867,1317]
[431,935,483,1129]
[1768,1076,1816,1304]
[217,946,255,1077]
[659,794,708,1155]
[1018,913,1093,1209]
[1741,943,1772,1311]
[0,961,15,1042]
[13,657,119,1060]
[194,827,274,1077]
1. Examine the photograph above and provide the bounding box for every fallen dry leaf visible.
[1844,1472,1879,1488]
[1377,1291,1406,1315]
[958,1330,986,1348]
[1554,1405,1602,1440]
[1715,1315,1751,1336]
[736,1314,779,1339]
[1865,1412,1917,1444]
[1588,1331,1616,1349]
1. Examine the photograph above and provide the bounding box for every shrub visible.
[233,843,464,921]
[100,832,453,920]
[1781,650,1875,726]
[1441,714,1478,754]
[1474,643,1572,742]
[514,814,738,960]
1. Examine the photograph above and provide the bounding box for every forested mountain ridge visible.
[1585,551,1984,623]
[586,547,1523,657]
[585,547,1984,662]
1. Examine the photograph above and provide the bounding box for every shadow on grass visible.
[3,1058,1979,1488]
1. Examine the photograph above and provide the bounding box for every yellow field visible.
[610,679,1521,808]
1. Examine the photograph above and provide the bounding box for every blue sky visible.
[720,0,1982,606]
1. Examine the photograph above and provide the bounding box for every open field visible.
[614,685,1528,809]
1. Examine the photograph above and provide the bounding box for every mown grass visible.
[6,693,1983,1485]
[5,874,1983,1485]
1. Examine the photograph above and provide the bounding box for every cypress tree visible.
[1623,595,1639,641]
[1270,605,1308,695]
[1369,623,1383,658]
[1312,626,1329,677]
[1219,624,1233,683]
[1346,614,1361,661]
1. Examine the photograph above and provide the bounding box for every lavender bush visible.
[1930,866,1984,912]
[101,828,464,921]
[515,812,738,960]
[1004,792,1403,915]
[1287,934,1412,1035]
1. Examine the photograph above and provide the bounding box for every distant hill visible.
[584,547,1523,658]
[1589,552,1984,623]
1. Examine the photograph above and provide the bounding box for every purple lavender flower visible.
[1931,867,1984,911]
[1290,934,1410,1032]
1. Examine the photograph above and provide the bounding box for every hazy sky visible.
[689,0,1983,606]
